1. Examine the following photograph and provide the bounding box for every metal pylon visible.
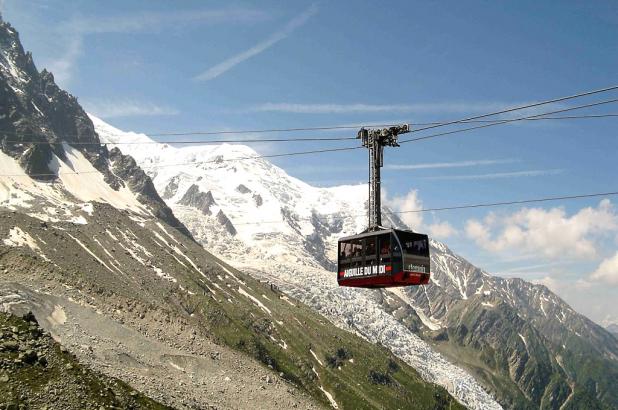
[357,124,410,231]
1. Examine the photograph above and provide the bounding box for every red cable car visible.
[337,229,430,288]
[337,125,430,288]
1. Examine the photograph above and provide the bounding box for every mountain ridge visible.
[95,116,618,409]
[0,15,467,409]
[0,17,191,237]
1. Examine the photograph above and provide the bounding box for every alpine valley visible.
[2,12,618,410]
[0,16,466,410]
[95,99,618,409]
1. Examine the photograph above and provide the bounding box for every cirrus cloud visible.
[84,99,179,119]
[194,4,318,82]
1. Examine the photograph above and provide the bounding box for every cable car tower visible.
[337,124,431,288]
[357,124,410,231]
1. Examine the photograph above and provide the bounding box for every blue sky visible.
[2,0,617,325]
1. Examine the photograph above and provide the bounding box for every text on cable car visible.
[405,264,427,273]
[343,265,388,278]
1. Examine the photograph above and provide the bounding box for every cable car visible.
[337,124,430,288]
[337,229,430,288]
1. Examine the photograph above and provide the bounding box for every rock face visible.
[0,310,170,409]
[95,119,618,409]
[178,184,217,215]
[162,176,180,199]
[236,184,251,194]
[0,17,189,235]
[216,209,237,235]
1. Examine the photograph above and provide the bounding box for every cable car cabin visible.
[337,229,430,288]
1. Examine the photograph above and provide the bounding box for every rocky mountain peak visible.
[0,20,190,236]
[178,184,217,215]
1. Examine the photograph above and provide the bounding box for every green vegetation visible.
[0,311,171,410]
[431,298,617,409]
[0,209,465,409]
[176,259,464,410]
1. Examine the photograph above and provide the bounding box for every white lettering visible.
[343,265,389,278]
[405,264,427,273]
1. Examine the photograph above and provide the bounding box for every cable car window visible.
[340,242,353,259]
[378,234,391,263]
[351,239,363,258]
[402,237,429,257]
[379,235,390,255]
[365,236,376,259]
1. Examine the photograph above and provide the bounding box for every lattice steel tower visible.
[357,124,410,231]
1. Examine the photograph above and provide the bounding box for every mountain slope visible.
[0,311,171,409]
[94,118,503,409]
[95,118,618,409]
[0,207,463,409]
[0,16,464,410]
[0,17,188,235]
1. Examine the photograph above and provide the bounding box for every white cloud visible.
[590,252,618,285]
[420,169,563,181]
[532,275,562,291]
[42,7,268,87]
[386,159,519,170]
[84,100,179,118]
[499,261,573,274]
[68,8,269,34]
[46,35,82,88]
[195,4,318,82]
[427,221,458,239]
[465,199,618,260]
[383,189,457,238]
[290,159,519,181]
[386,189,424,230]
[249,102,516,114]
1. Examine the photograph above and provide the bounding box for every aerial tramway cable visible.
[0,100,615,178]
[0,85,616,142]
[135,98,618,169]
[399,98,618,144]
[210,191,618,226]
[2,113,616,146]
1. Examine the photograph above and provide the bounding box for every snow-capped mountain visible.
[0,17,187,234]
[96,117,618,409]
[0,16,468,410]
[95,118,504,409]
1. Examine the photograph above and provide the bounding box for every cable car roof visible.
[338,227,425,242]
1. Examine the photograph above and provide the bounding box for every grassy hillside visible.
[184,258,463,410]
[0,206,464,409]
